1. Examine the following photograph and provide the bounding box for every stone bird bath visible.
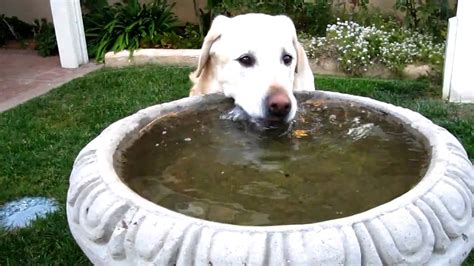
[67,91,474,265]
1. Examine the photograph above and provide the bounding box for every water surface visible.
[117,98,429,226]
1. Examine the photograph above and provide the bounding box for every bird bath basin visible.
[67,91,474,265]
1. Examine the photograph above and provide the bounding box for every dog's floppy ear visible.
[275,15,315,91]
[194,15,229,78]
[293,38,315,91]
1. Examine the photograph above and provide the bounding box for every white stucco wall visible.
[0,0,53,23]
[1,0,454,25]
[0,0,205,24]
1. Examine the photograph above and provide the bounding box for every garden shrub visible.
[0,15,35,46]
[0,15,10,46]
[83,0,178,62]
[394,0,455,42]
[151,23,203,49]
[0,15,57,57]
[33,19,58,57]
[304,19,445,76]
[198,0,335,37]
[80,0,108,12]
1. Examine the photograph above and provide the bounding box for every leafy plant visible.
[0,15,35,46]
[294,0,335,37]
[141,23,204,49]
[82,4,114,58]
[334,0,369,10]
[394,0,455,42]
[333,0,369,19]
[33,18,58,57]
[193,0,223,38]
[0,15,9,46]
[80,0,108,12]
[395,0,422,28]
[153,23,203,49]
[195,0,335,37]
[83,0,178,62]
[335,7,401,32]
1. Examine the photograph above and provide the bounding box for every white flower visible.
[310,19,445,74]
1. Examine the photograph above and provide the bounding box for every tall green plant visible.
[196,0,335,37]
[83,0,178,62]
[394,0,455,41]
[295,0,335,37]
[395,0,422,29]
[193,0,223,38]
[0,15,35,46]
[33,18,58,57]
[80,0,108,12]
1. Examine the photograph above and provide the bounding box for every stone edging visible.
[105,49,200,68]
[67,91,474,265]
[104,49,431,79]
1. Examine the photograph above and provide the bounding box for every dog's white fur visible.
[189,13,315,122]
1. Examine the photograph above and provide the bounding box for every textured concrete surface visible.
[105,49,200,67]
[0,49,102,113]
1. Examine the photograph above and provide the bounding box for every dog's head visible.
[190,13,315,125]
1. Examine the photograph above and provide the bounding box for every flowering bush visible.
[303,19,445,76]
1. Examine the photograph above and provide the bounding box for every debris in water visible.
[184,137,192,142]
[293,129,309,138]
[303,99,326,107]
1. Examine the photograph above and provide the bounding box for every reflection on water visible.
[117,98,429,226]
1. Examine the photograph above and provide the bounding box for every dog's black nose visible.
[266,92,291,118]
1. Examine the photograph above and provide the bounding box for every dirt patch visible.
[1,39,36,50]
[309,57,431,80]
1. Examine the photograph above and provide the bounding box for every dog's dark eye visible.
[282,54,293,66]
[237,55,256,67]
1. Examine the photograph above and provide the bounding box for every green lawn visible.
[0,65,472,264]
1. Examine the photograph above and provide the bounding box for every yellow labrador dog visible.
[189,13,315,126]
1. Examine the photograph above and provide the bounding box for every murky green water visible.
[117,98,429,226]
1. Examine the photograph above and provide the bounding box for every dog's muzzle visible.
[220,106,293,136]
[220,104,291,132]
[264,91,292,123]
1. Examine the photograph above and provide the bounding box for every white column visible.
[443,0,474,102]
[50,0,89,68]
